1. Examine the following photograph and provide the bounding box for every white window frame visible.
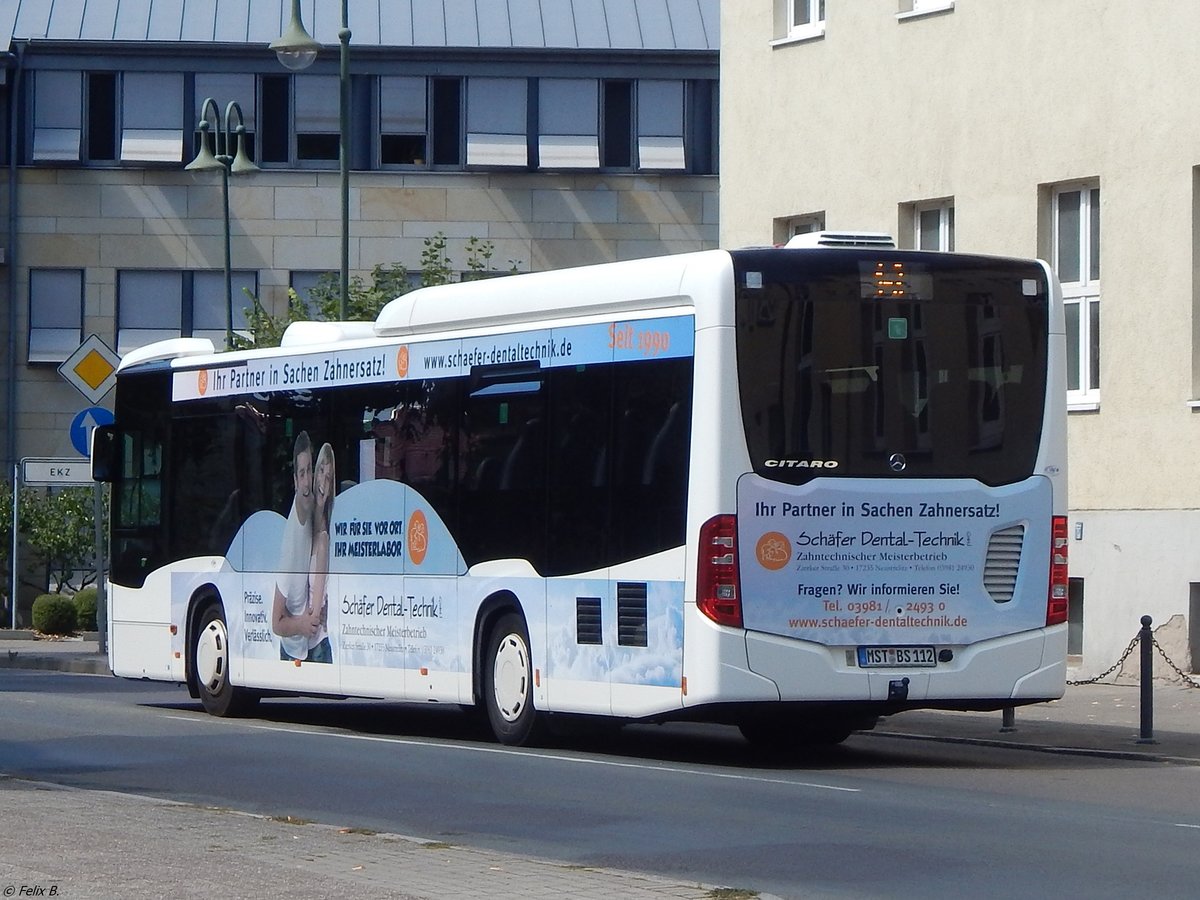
[914,200,954,251]
[773,0,826,44]
[774,212,826,245]
[898,0,955,21]
[789,0,826,39]
[1052,182,1101,410]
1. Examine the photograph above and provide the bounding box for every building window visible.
[194,74,257,161]
[191,271,258,346]
[290,271,330,305]
[466,77,528,167]
[636,80,686,170]
[260,74,290,164]
[1052,183,1101,408]
[295,75,340,163]
[915,201,954,251]
[380,76,428,166]
[32,71,82,162]
[118,270,256,354]
[28,269,84,363]
[602,81,633,168]
[899,0,955,17]
[122,73,184,163]
[431,78,463,166]
[774,212,825,245]
[539,78,599,169]
[784,0,826,40]
[86,72,118,162]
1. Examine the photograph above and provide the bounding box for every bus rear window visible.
[733,250,1049,486]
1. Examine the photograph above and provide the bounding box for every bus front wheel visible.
[192,604,258,717]
[484,613,543,746]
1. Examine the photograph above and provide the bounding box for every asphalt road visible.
[3,669,1199,898]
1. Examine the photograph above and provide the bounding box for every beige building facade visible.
[13,166,717,452]
[721,0,1200,676]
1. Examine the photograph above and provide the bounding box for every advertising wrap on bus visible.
[171,314,694,401]
[737,474,1052,645]
[169,472,684,687]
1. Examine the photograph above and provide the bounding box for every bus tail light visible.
[698,514,743,628]
[1046,516,1069,626]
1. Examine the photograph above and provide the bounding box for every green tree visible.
[2,482,103,612]
[235,233,519,350]
[20,486,101,593]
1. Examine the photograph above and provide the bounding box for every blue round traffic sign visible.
[70,406,115,457]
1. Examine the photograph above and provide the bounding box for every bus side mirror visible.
[91,425,118,483]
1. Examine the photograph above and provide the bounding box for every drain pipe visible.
[5,42,24,475]
[3,43,21,629]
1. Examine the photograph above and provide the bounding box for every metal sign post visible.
[9,464,16,629]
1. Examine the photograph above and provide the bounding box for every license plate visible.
[857,645,937,668]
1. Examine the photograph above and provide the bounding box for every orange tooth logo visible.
[755,532,791,571]
[407,509,428,566]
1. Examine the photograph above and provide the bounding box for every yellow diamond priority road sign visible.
[59,334,120,404]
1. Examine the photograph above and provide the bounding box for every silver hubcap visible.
[196,619,227,693]
[493,632,529,723]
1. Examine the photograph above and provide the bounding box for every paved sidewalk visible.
[0,777,725,900]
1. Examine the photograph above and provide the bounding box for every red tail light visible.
[698,514,743,628]
[1046,516,1069,626]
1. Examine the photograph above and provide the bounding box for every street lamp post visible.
[185,98,258,349]
[271,0,351,321]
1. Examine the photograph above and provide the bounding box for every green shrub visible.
[32,593,77,636]
[73,587,99,631]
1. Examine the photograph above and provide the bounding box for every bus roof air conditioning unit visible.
[785,231,896,249]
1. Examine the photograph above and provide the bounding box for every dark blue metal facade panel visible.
[604,0,644,49]
[572,0,611,50]
[80,0,119,40]
[444,0,480,48]
[0,0,719,50]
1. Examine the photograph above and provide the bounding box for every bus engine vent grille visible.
[617,582,648,647]
[576,597,602,645]
[983,525,1025,604]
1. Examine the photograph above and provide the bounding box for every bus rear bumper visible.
[743,624,1067,706]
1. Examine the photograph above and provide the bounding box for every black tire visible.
[483,612,543,746]
[192,603,258,717]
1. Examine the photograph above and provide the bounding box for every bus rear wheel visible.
[484,613,543,746]
[193,604,258,717]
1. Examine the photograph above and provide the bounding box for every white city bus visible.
[93,233,1068,747]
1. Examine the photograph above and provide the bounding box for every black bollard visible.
[1137,615,1156,744]
[1000,706,1016,733]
